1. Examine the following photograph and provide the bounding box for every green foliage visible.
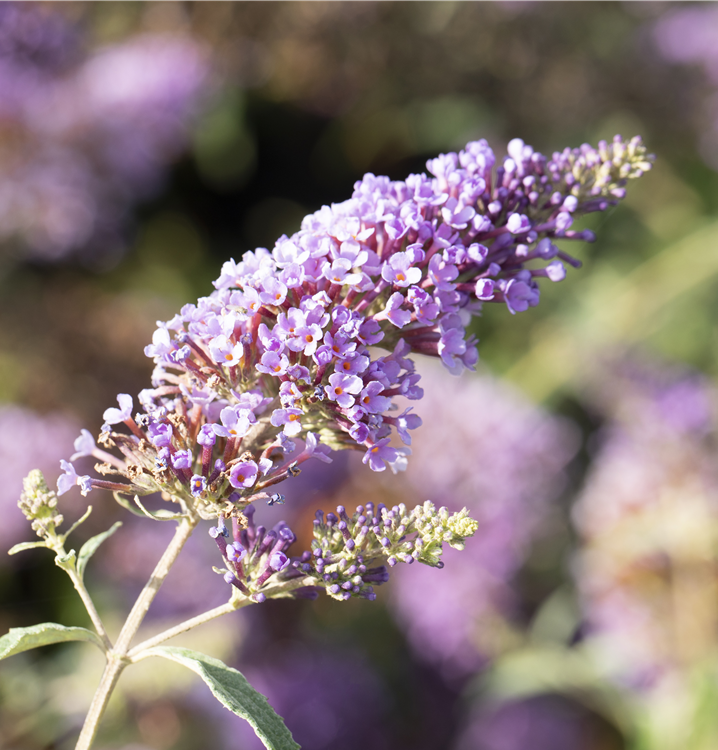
[145,647,299,750]
[76,522,123,581]
[7,541,47,555]
[0,623,105,660]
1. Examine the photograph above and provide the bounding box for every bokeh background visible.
[2,3,718,749]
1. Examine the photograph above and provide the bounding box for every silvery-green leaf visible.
[145,646,299,750]
[112,491,151,518]
[77,521,122,580]
[7,541,47,555]
[0,622,105,660]
[64,505,93,538]
[134,495,183,521]
[54,550,76,571]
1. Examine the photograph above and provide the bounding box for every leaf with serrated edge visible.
[146,647,299,750]
[8,541,47,555]
[0,623,105,660]
[77,521,122,580]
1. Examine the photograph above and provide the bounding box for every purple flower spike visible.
[76,131,648,546]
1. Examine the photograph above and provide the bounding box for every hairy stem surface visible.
[75,514,198,750]
[128,601,240,658]
[66,568,113,651]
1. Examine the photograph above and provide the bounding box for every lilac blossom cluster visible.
[211,499,477,603]
[50,134,649,599]
[573,359,718,689]
[0,4,209,260]
[654,7,718,170]
[456,695,589,750]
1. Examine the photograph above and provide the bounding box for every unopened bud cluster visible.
[210,505,301,603]
[278,501,477,602]
[19,469,64,540]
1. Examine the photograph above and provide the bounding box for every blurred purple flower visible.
[97,515,228,618]
[654,7,718,78]
[0,404,78,553]
[382,361,578,679]
[573,357,718,690]
[654,7,718,170]
[455,696,591,750]
[0,4,210,261]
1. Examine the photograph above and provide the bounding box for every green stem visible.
[75,514,198,750]
[66,567,113,651]
[127,574,316,660]
[114,515,199,654]
[74,656,126,750]
[52,539,112,652]
[128,600,241,659]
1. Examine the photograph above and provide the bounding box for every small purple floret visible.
[102,393,133,425]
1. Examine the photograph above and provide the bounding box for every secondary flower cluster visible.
[211,500,479,602]
[54,134,651,531]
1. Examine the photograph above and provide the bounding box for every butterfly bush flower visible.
[48,135,650,601]
[456,695,589,750]
[573,358,718,690]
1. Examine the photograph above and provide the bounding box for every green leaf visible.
[146,646,299,750]
[54,549,76,573]
[77,521,122,580]
[0,622,105,660]
[63,505,93,539]
[134,495,183,521]
[7,541,47,555]
[113,491,151,518]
